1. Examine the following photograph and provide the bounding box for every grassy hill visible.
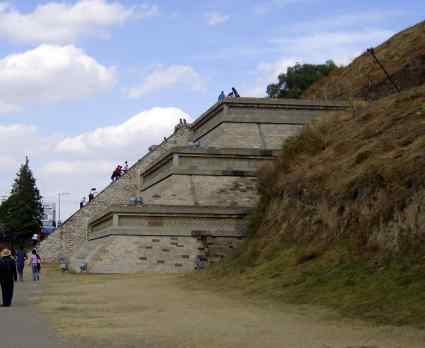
[198,22,425,327]
[303,20,425,101]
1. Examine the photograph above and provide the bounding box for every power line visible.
[367,48,401,93]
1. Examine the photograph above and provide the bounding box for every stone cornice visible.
[190,97,349,131]
[89,204,251,226]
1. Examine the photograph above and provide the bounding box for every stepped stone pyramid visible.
[39,97,347,273]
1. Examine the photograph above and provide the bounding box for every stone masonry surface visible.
[39,126,193,262]
[39,97,348,272]
[70,205,249,272]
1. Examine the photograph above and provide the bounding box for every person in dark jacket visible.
[15,246,27,281]
[0,249,18,306]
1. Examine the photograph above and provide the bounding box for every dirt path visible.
[33,269,425,348]
[1,280,73,348]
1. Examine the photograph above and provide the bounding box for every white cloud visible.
[0,106,192,218]
[0,44,115,113]
[0,101,21,114]
[206,11,229,26]
[127,65,205,98]
[247,58,298,97]
[0,0,158,44]
[42,160,115,176]
[56,107,192,154]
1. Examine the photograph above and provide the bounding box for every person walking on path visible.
[0,249,18,306]
[30,250,40,281]
[15,246,27,281]
[36,250,41,275]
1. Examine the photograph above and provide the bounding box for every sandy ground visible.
[32,268,425,348]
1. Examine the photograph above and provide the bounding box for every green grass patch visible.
[197,246,425,327]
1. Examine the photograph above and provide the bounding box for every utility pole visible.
[57,192,70,226]
[367,48,401,93]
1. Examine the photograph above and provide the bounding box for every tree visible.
[0,157,44,243]
[266,60,337,98]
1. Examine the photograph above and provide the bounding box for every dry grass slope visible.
[256,85,425,255]
[200,85,425,327]
[303,20,425,101]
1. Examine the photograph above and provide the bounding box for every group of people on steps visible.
[111,161,129,182]
[80,161,130,209]
[0,247,41,307]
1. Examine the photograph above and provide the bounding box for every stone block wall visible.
[191,98,346,149]
[39,126,193,261]
[141,175,258,207]
[84,234,245,273]
[203,236,244,263]
[195,122,304,149]
[199,123,264,149]
[88,236,204,273]
[77,206,249,273]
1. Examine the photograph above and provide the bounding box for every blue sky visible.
[0,0,422,219]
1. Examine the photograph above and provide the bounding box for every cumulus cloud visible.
[206,12,229,26]
[0,44,115,113]
[0,0,158,44]
[0,106,191,218]
[41,160,115,176]
[56,107,192,154]
[127,65,205,98]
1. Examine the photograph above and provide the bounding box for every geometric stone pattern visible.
[191,98,346,149]
[88,236,205,273]
[39,96,348,272]
[88,210,248,241]
[86,235,245,273]
[141,175,258,207]
[139,148,277,208]
[70,205,249,273]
